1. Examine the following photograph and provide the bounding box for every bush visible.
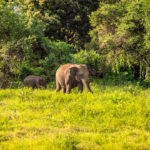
[72,50,109,77]
[39,40,78,80]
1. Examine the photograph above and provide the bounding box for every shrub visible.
[39,40,78,80]
[72,50,109,77]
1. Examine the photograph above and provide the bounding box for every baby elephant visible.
[23,75,46,88]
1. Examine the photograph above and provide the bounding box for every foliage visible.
[0,1,79,87]
[29,0,99,46]
[0,1,46,87]
[89,0,150,79]
[72,50,109,77]
[0,0,150,87]
[0,80,150,149]
[39,40,78,80]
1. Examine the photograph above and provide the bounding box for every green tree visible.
[0,1,46,86]
[28,0,99,47]
[0,1,79,87]
[89,0,150,79]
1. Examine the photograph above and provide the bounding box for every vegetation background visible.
[0,0,150,149]
[0,0,150,86]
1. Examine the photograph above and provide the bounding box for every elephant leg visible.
[66,84,71,94]
[59,82,66,93]
[78,82,83,93]
[35,79,40,88]
[65,77,71,93]
[82,80,93,93]
[56,80,61,92]
[33,82,37,89]
[62,86,66,93]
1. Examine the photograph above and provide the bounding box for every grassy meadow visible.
[0,79,150,150]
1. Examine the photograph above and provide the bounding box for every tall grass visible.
[0,79,150,150]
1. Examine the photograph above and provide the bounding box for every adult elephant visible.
[56,64,93,93]
[23,75,46,88]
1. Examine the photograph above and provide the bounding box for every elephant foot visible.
[66,91,71,94]
[62,89,66,93]
[56,88,61,92]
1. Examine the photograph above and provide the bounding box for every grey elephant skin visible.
[23,75,46,88]
[56,64,93,93]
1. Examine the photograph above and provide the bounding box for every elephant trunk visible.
[82,80,93,93]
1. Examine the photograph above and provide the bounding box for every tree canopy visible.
[0,0,150,88]
[90,0,150,79]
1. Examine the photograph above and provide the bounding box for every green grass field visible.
[0,80,150,150]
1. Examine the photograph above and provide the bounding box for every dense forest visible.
[0,0,150,88]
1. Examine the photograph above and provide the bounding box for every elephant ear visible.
[69,67,78,75]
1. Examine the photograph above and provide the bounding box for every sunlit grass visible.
[0,80,150,149]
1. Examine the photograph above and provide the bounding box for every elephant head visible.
[69,64,93,93]
[65,67,78,85]
[38,77,47,88]
[67,67,78,77]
